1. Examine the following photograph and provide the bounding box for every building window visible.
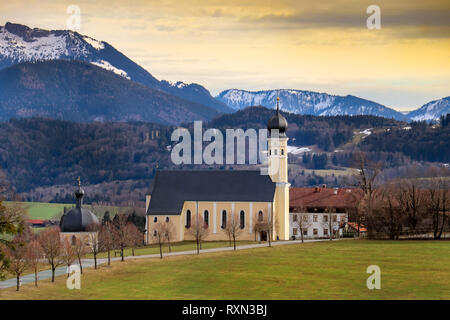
[166,217,169,223]
[221,210,227,228]
[204,210,209,228]
[313,228,318,235]
[258,211,263,221]
[313,215,318,222]
[293,228,298,235]
[153,230,157,237]
[240,210,245,229]
[269,149,271,155]
[332,215,337,222]
[293,214,298,222]
[274,149,278,155]
[323,215,328,223]
[303,215,308,222]
[153,217,157,223]
[71,235,77,246]
[281,149,284,155]
[324,229,329,235]
[185,210,191,228]
[303,229,308,236]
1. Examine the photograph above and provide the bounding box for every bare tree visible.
[98,221,115,265]
[5,232,30,291]
[427,178,449,239]
[164,220,175,253]
[39,226,62,282]
[86,224,100,269]
[294,210,312,243]
[112,214,129,262]
[151,221,169,259]
[73,237,88,274]
[26,239,43,287]
[353,152,382,234]
[223,212,243,250]
[125,223,143,256]
[187,215,209,254]
[61,237,77,277]
[395,178,425,232]
[322,208,340,240]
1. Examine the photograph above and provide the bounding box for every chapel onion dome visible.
[267,97,288,137]
[60,178,99,232]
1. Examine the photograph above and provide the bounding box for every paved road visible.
[0,238,339,289]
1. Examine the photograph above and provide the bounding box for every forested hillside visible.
[0,109,448,205]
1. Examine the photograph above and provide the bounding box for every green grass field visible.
[1,240,449,300]
[87,240,259,259]
[4,201,133,220]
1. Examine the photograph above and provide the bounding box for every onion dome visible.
[267,97,288,137]
[60,177,99,232]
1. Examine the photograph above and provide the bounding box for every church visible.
[144,98,290,243]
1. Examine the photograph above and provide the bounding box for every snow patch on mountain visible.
[91,60,130,79]
[407,97,450,122]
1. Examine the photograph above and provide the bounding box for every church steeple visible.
[267,97,288,137]
[75,176,85,209]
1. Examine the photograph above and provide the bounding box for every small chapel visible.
[59,178,100,246]
[144,98,290,243]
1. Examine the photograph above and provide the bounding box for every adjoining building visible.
[59,178,100,246]
[145,98,291,243]
[289,186,359,239]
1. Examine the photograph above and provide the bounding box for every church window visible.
[166,217,169,222]
[204,210,209,228]
[186,210,191,228]
[269,149,271,155]
[274,149,278,155]
[153,230,157,237]
[153,217,157,223]
[258,211,263,221]
[240,211,245,229]
[281,149,284,155]
[221,210,227,228]
[71,235,77,246]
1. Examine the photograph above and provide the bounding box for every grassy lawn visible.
[87,240,259,259]
[1,240,449,300]
[4,201,134,220]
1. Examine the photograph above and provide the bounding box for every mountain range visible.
[216,89,409,121]
[0,22,448,123]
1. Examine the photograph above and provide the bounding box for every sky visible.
[1,0,449,111]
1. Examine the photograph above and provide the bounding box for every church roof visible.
[147,170,276,215]
[60,207,99,232]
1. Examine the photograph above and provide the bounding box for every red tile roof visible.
[347,222,368,232]
[26,219,48,224]
[289,187,361,209]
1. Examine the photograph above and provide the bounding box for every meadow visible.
[1,240,449,300]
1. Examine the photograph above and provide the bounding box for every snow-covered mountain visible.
[0,22,231,113]
[407,97,450,122]
[216,89,407,120]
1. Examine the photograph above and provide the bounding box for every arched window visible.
[166,217,170,223]
[153,230,157,237]
[258,211,263,221]
[274,149,278,155]
[281,149,284,155]
[185,210,191,228]
[153,217,157,223]
[71,235,77,246]
[240,210,245,229]
[204,210,209,228]
[221,210,227,228]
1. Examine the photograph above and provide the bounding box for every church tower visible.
[267,97,290,240]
